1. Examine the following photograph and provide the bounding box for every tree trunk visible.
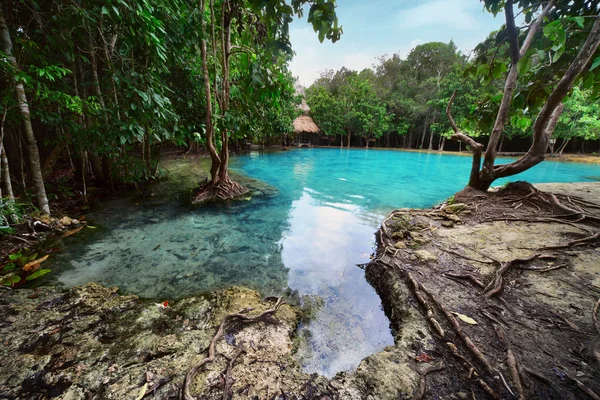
[420,114,428,149]
[440,137,446,151]
[41,142,65,180]
[1,146,12,199]
[0,7,49,213]
[218,2,232,182]
[557,138,570,156]
[200,0,220,183]
[428,114,436,150]
[347,129,351,148]
[498,135,505,153]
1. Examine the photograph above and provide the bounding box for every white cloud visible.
[396,0,483,31]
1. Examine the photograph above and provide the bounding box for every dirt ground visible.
[366,181,600,399]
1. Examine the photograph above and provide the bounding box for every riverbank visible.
[0,282,424,399]
[367,181,600,399]
[2,167,600,399]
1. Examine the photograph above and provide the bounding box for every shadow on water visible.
[43,149,600,378]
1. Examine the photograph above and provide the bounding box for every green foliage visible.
[0,252,52,287]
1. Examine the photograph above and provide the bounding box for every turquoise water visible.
[46,148,600,377]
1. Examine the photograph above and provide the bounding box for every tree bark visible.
[420,114,428,149]
[200,0,221,183]
[482,1,556,178]
[428,114,436,150]
[347,129,351,148]
[1,107,14,200]
[0,5,49,214]
[218,1,232,181]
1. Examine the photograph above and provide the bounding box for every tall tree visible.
[446,0,600,190]
[193,0,342,203]
[0,1,49,214]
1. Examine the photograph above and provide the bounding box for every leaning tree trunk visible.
[448,1,600,191]
[0,5,49,214]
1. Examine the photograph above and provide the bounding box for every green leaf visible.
[1,275,21,286]
[572,16,585,28]
[102,6,109,15]
[26,269,51,281]
[590,56,600,72]
[2,263,16,272]
[8,253,21,261]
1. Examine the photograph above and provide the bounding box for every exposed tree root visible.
[222,349,246,400]
[443,272,485,289]
[484,253,556,298]
[414,364,445,400]
[370,181,600,399]
[506,349,525,400]
[192,178,249,205]
[412,275,497,378]
[562,370,600,400]
[407,273,445,338]
[182,297,284,400]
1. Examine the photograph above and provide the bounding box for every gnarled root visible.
[182,297,284,400]
[192,177,249,205]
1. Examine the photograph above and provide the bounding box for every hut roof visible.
[293,115,320,134]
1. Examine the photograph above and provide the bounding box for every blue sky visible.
[289,0,506,86]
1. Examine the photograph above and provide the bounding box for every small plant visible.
[0,251,52,287]
[446,195,456,205]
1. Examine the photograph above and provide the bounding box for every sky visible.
[289,0,507,87]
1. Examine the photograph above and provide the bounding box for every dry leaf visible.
[452,312,478,325]
[22,255,49,272]
[135,383,148,400]
[415,352,433,363]
[63,225,84,237]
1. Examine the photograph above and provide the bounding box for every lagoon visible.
[46,148,600,377]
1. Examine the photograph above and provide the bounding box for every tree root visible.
[484,253,556,298]
[507,349,525,400]
[182,297,284,400]
[562,369,600,400]
[222,349,246,400]
[192,178,249,205]
[411,274,497,378]
[443,272,485,289]
[593,297,600,336]
[407,273,445,338]
[414,364,445,400]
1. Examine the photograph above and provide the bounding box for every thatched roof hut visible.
[293,115,319,134]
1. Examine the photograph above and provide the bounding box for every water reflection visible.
[282,189,393,376]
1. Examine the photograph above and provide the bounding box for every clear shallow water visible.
[46,149,600,377]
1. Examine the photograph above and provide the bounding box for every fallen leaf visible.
[62,226,84,237]
[415,353,433,363]
[23,255,49,272]
[87,226,96,229]
[135,383,148,400]
[26,269,51,281]
[452,312,478,325]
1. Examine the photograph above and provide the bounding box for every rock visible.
[441,221,454,228]
[414,250,437,262]
[394,241,406,249]
[59,216,72,226]
[5,315,17,324]
[444,203,468,214]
